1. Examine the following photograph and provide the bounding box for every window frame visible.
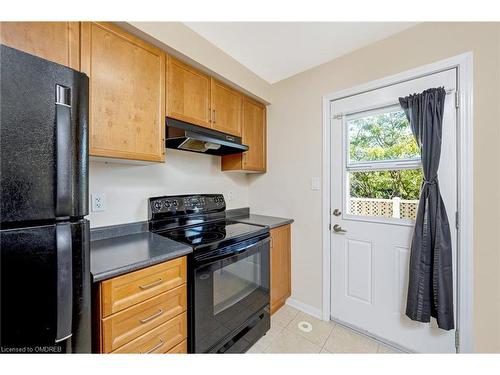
[342,105,422,226]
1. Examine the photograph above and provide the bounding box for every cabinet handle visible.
[213,109,216,124]
[208,107,211,122]
[139,278,163,290]
[139,309,164,324]
[142,339,164,354]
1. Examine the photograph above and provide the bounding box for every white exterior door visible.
[330,69,458,353]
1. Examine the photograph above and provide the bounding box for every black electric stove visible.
[148,194,271,353]
[156,220,268,249]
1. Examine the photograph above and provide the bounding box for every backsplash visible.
[89,149,250,228]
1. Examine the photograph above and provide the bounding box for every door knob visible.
[332,224,347,233]
[332,209,341,216]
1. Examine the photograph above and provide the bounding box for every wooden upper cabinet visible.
[221,96,266,173]
[242,98,266,171]
[166,56,211,128]
[0,22,80,70]
[81,22,165,162]
[210,79,242,136]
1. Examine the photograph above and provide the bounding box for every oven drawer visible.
[101,257,187,317]
[102,285,187,352]
[112,312,187,354]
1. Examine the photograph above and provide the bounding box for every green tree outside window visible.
[348,110,423,200]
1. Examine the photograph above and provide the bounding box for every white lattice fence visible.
[349,197,419,220]
[400,200,419,220]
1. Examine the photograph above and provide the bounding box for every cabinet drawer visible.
[166,339,187,354]
[102,284,187,353]
[112,312,187,354]
[101,257,186,317]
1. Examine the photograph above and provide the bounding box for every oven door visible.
[191,234,270,353]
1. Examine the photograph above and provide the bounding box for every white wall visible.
[248,22,500,352]
[89,150,249,228]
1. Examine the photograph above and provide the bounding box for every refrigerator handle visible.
[55,223,73,343]
[55,85,72,217]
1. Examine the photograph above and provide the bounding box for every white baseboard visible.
[285,298,323,320]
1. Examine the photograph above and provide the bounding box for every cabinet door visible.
[210,78,242,136]
[0,22,80,70]
[270,225,291,315]
[242,97,266,172]
[81,22,165,162]
[167,56,211,128]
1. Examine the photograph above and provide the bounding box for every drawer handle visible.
[142,339,164,354]
[139,309,164,324]
[139,278,163,290]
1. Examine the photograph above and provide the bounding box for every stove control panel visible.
[148,194,226,218]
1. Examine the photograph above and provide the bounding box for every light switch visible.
[311,177,321,191]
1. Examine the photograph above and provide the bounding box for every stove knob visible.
[153,201,162,211]
[163,201,171,208]
[173,200,178,207]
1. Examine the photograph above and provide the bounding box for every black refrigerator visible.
[0,45,91,353]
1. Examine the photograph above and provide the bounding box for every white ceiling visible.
[184,22,418,84]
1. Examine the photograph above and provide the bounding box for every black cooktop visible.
[155,220,268,250]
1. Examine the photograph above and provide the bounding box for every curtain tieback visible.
[423,177,438,185]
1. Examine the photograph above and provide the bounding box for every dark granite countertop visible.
[90,229,192,283]
[90,209,292,282]
[227,209,294,229]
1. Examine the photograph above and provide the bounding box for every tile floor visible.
[247,305,399,354]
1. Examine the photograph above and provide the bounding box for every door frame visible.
[321,52,474,353]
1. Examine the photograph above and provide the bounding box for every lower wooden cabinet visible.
[100,257,186,317]
[113,313,187,354]
[102,286,187,352]
[94,257,188,353]
[270,224,292,315]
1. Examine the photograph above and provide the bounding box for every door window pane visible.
[347,109,419,164]
[213,253,261,315]
[347,169,422,220]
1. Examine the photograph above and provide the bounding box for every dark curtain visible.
[399,87,454,331]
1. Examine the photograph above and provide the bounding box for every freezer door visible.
[0,220,91,353]
[0,45,89,224]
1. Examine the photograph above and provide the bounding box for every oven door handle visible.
[194,235,270,264]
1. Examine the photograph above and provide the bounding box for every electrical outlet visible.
[91,193,106,212]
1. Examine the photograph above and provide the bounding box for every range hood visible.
[165,117,249,156]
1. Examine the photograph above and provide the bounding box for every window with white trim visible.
[345,106,423,221]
